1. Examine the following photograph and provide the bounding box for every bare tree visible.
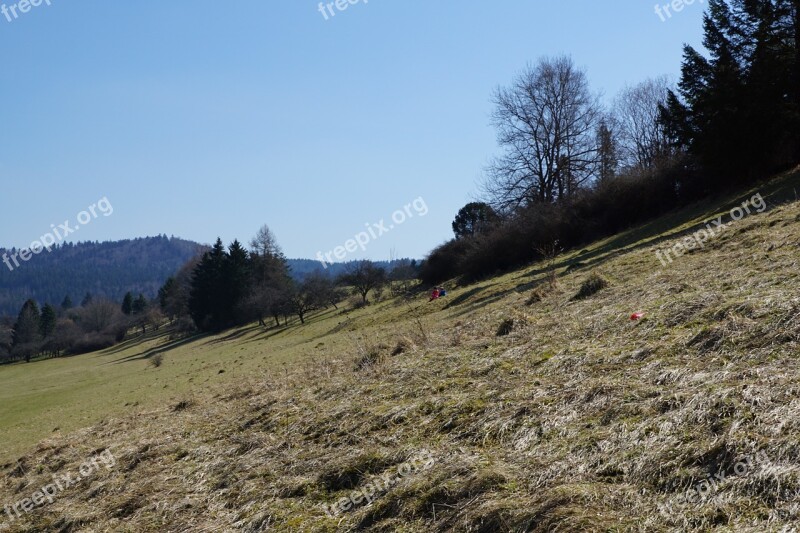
[339,260,387,305]
[249,224,283,259]
[78,299,123,333]
[612,76,673,170]
[484,56,602,210]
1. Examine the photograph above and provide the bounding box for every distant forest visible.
[0,236,204,317]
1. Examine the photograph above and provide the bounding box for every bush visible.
[391,336,415,356]
[525,286,550,306]
[419,238,473,285]
[150,353,164,368]
[174,316,197,336]
[573,273,609,301]
[496,318,514,337]
[69,333,116,355]
[354,343,386,371]
[419,156,695,285]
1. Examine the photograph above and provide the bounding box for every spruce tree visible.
[13,299,41,362]
[121,292,134,315]
[39,304,57,339]
[132,294,148,315]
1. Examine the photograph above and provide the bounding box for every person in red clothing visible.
[429,287,440,301]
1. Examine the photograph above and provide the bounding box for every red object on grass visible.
[630,312,644,321]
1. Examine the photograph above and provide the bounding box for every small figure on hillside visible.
[429,288,440,301]
[438,287,447,297]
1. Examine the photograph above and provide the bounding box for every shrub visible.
[69,333,116,355]
[496,318,514,337]
[420,155,695,285]
[354,343,386,371]
[391,336,415,356]
[419,238,473,285]
[150,353,164,368]
[525,287,550,306]
[573,273,609,301]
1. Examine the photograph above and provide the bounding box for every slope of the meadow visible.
[3,170,800,532]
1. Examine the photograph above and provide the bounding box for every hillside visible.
[2,169,800,531]
[0,237,204,316]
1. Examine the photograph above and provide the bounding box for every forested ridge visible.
[0,236,203,317]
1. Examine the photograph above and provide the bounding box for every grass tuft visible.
[572,273,609,300]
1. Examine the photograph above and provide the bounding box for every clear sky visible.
[0,0,706,261]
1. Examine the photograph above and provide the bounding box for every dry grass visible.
[4,174,800,531]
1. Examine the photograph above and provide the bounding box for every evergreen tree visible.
[132,294,148,315]
[61,295,73,311]
[223,239,251,324]
[662,0,800,185]
[39,304,57,339]
[13,299,41,362]
[158,278,176,311]
[189,238,228,331]
[81,293,93,307]
[121,292,134,315]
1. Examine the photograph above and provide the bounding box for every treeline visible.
[159,226,418,333]
[421,0,800,284]
[0,292,163,363]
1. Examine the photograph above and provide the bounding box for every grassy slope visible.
[2,169,800,531]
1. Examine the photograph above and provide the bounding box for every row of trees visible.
[0,224,419,363]
[160,225,411,333]
[421,0,800,284]
[0,293,163,363]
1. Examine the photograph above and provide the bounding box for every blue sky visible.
[0,0,705,261]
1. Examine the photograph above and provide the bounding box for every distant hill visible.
[0,236,205,316]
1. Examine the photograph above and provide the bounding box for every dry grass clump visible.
[496,318,515,336]
[354,341,387,371]
[525,285,552,305]
[391,335,416,356]
[318,451,397,491]
[572,272,609,300]
[149,353,164,368]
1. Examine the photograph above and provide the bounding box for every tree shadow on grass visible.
[204,324,263,346]
[95,329,172,357]
[109,333,207,364]
[442,286,487,310]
